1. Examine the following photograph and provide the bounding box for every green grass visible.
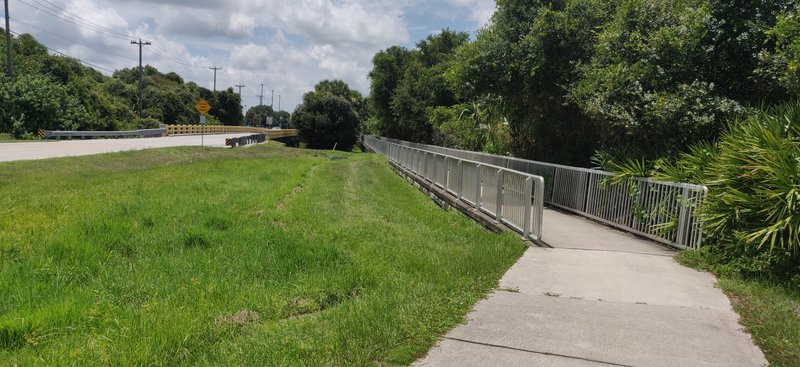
[0,144,525,366]
[0,134,25,142]
[677,251,800,367]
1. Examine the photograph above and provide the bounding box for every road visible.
[0,134,252,162]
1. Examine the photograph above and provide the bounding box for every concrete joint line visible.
[442,337,637,367]
[543,246,675,257]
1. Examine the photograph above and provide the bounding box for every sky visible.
[5,0,496,114]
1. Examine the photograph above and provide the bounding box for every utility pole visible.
[209,66,221,91]
[4,0,12,78]
[258,83,264,106]
[235,84,245,95]
[271,89,274,109]
[278,95,281,112]
[130,38,151,117]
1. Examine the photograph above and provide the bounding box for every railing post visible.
[495,169,504,223]
[475,164,482,210]
[423,152,428,179]
[432,154,437,185]
[676,186,690,247]
[523,176,533,238]
[533,177,544,240]
[457,161,464,199]
[444,156,449,188]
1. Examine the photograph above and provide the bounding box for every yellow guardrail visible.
[266,129,299,139]
[166,125,266,135]
[165,125,299,139]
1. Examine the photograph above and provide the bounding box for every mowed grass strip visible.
[0,144,525,366]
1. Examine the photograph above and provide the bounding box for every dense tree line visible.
[0,31,244,138]
[369,0,800,166]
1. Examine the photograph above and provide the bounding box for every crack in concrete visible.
[442,337,637,367]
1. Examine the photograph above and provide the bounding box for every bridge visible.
[362,136,766,367]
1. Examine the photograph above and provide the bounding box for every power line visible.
[149,44,206,69]
[218,69,236,87]
[12,14,207,75]
[10,29,114,73]
[219,69,235,81]
[17,0,133,41]
[14,0,245,100]
[10,16,135,62]
[21,0,213,73]
[23,0,133,40]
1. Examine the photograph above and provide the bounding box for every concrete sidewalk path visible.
[0,134,252,162]
[415,208,767,367]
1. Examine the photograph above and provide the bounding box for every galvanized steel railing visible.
[365,136,708,250]
[364,135,545,242]
[40,128,167,139]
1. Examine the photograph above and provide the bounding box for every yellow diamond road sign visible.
[195,99,212,115]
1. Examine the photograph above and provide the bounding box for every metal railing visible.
[364,135,545,242]
[366,136,708,250]
[40,128,166,139]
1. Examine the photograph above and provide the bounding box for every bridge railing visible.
[364,135,545,242]
[40,128,167,139]
[366,136,708,250]
[166,125,267,135]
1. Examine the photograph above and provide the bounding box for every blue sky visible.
[7,0,495,113]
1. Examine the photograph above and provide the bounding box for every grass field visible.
[0,144,525,366]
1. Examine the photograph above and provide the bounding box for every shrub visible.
[135,117,162,129]
[601,100,800,279]
[697,101,800,277]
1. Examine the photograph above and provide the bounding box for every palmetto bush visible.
[599,101,800,279]
[698,102,800,276]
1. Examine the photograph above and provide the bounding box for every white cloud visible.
[446,0,495,26]
[10,0,493,111]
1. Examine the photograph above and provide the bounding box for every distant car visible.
[271,127,282,130]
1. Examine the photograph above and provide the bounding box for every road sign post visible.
[195,99,212,148]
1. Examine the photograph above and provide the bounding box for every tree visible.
[0,74,91,137]
[757,2,800,95]
[368,30,468,142]
[369,46,412,137]
[245,105,274,127]
[568,0,786,159]
[447,0,612,165]
[211,88,244,125]
[274,111,291,128]
[292,80,362,150]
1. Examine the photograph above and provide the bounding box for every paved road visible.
[0,134,251,162]
[415,208,767,367]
